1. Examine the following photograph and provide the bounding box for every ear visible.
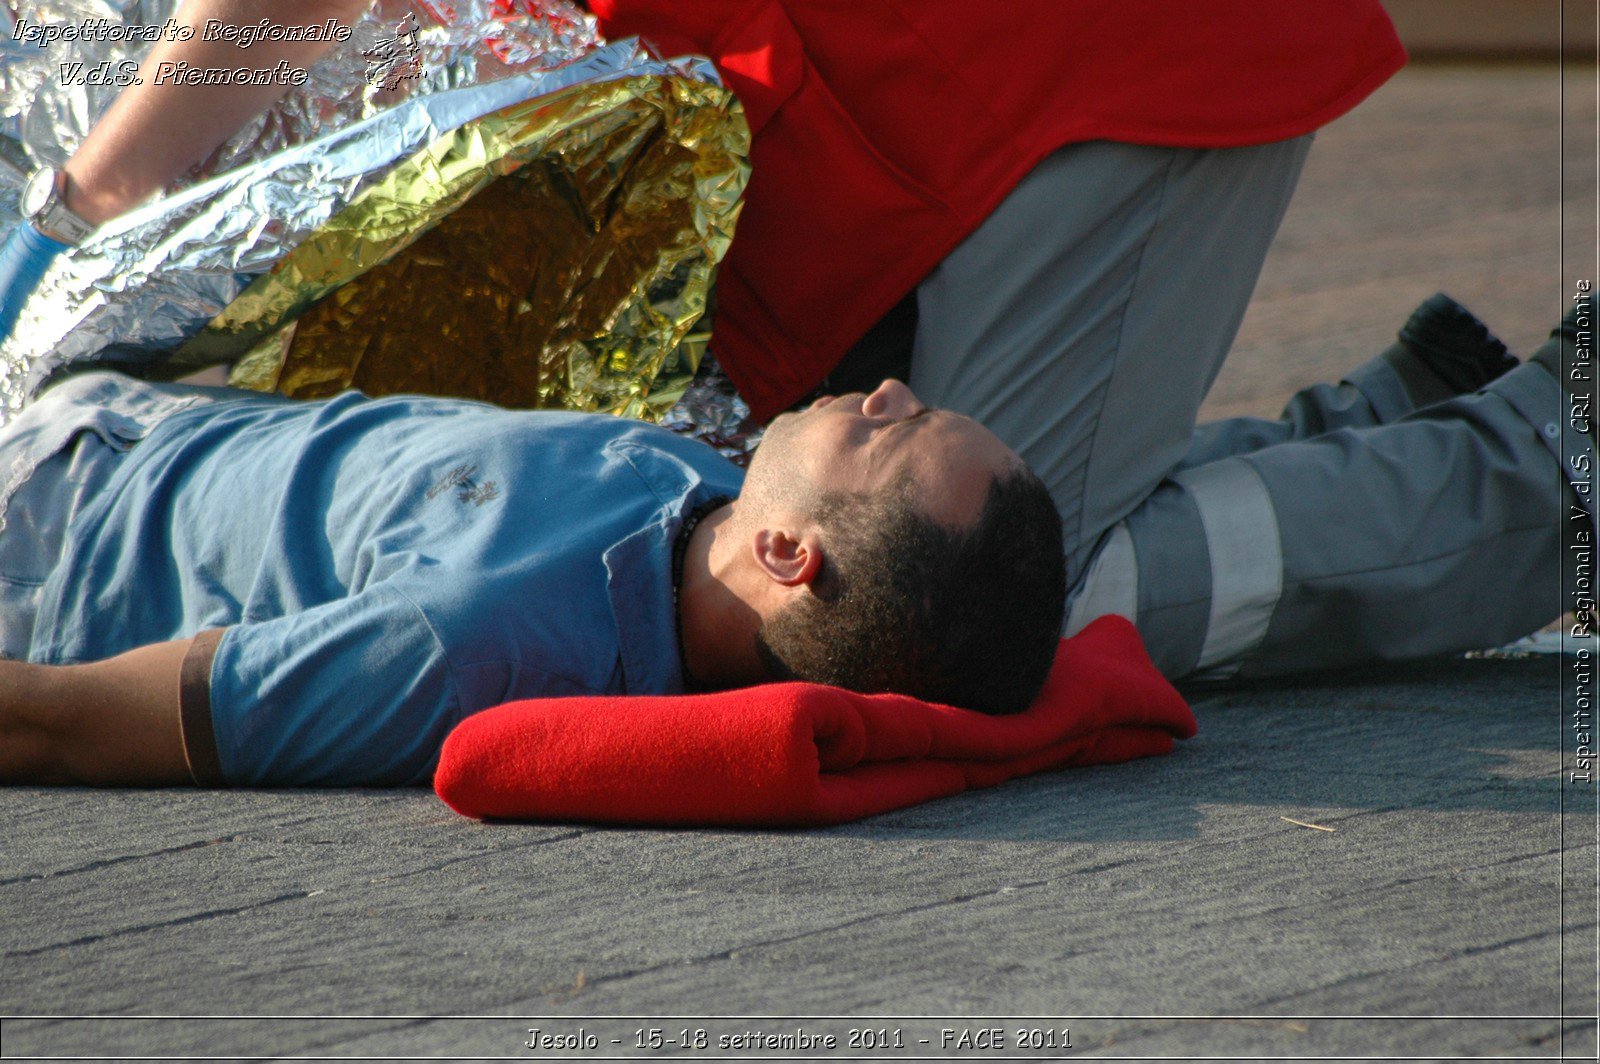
[751,526,824,588]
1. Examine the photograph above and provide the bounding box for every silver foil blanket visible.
[0,0,764,459]
[0,23,729,416]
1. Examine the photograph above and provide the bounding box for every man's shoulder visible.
[596,420,745,503]
[368,401,741,477]
[367,410,734,703]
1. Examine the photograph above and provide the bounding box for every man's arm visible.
[0,637,197,786]
[62,0,374,227]
[3,0,372,338]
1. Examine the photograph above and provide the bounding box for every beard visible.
[738,408,811,509]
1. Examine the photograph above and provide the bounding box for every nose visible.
[860,378,924,419]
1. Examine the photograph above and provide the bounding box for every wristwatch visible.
[21,167,97,245]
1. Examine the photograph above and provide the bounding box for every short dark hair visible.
[755,465,1066,714]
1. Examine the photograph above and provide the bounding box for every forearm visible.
[0,637,195,785]
[61,0,372,226]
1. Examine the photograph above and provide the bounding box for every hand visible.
[0,223,70,343]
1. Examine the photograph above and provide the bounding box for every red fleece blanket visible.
[435,615,1195,827]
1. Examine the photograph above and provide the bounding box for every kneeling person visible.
[0,374,1065,788]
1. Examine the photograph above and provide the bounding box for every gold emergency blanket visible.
[194,74,746,419]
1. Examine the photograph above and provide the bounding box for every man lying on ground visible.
[8,1,1587,684]
[0,374,1065,788]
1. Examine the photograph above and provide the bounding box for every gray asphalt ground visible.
[3,62,1599,1063]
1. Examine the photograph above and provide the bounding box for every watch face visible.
[22,168,56,218]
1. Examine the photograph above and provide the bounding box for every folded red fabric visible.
[435,615,1195,827]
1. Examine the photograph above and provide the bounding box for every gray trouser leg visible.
[909,137,1577,678]
[1133,363,1580,677]
[1182,353,1419,468]
[910,137,1314,581]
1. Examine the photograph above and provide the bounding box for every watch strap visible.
[29,170,96,246]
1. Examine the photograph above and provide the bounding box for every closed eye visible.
[872,407,934,434]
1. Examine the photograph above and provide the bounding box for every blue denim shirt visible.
[29,386,744,786]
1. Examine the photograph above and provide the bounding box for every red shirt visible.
[591,1,1407,420]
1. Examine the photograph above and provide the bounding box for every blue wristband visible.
[0,224,71,343]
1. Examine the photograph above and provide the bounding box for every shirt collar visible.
[603,482,731,695]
